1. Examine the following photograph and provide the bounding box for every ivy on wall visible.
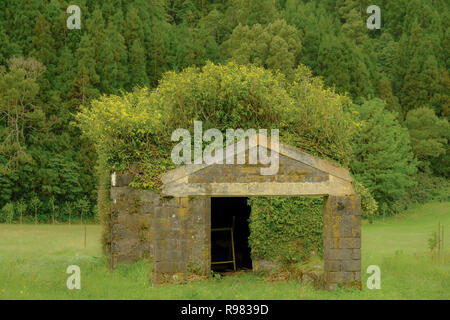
[249,197,324,263]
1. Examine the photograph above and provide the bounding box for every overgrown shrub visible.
[353,180,378,219]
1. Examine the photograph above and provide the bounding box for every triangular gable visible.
[161,134,352,186]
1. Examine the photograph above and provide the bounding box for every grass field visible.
[0,202,449,300]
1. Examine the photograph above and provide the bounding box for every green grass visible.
[0,202,449,300]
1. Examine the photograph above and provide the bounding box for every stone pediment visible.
[161,134,354,197]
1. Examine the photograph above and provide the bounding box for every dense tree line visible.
[0,0,448,222]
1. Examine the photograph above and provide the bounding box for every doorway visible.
[210,197,252,272]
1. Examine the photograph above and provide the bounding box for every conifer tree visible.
[129,39,148,88]
[54,46,76,101]
[124,5,145,49]
[318,34,373,97]
[148,22,169,87]
[341,8,367,45]
[29,15,56,68]
[99,14,128,93]
[0,24,12,65]
[71,35,100,106]
[401,44,440,117]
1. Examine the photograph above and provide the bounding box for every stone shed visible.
[109,136,361,290]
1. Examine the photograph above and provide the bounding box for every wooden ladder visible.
[211,216,236,271]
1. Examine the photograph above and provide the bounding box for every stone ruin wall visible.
[109,172,362,290]
[323,195,362,290]
[109,173,210,284]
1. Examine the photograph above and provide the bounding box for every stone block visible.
[110,186,133,201]
[325,271,355,283]
[352,228,361,238]
[324,237,360,249]
[342,260,361,272]
[351,215,361,228]
[135,190,159,203]
[351,249,361,260]
[111,173,134,187]
[324,248,352,260]
[324,260,343,272]
[339,237,360,249]
[155,207,167,219]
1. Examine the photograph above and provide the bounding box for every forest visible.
[0,0,449,223]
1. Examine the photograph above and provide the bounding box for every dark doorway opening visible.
[211,197,252,272]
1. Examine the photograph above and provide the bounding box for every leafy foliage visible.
[222,19,301,77]
[351,99,417,216]
[405,107,449,170]
[77,62,354,188]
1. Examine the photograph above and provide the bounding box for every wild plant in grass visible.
[30,196,41,224]
[63,202,73,225]
[49,196,57,224]
[76,197,90,248]
[17,200,26,224]
[428,222,445,260]
[428,232,438,253]
[76,197,89,225]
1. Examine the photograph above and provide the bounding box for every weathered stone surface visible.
[324,260,343,272]
[351,249,361,260]
[325,237,361,249]
[110,184,211,284]
[161,137,353,185]
[324,248,353,260]
[161,141,355,197]
[323,195,362,290]
[342,260,361,272]
[186,155,329,184]
[111,172,134,187]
